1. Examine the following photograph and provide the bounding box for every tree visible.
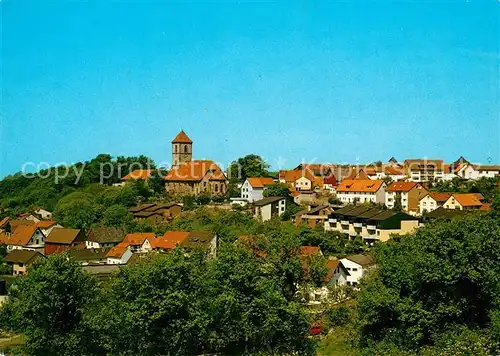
[148,170,167,196]
[229,154,270,182]
[0,254,99,355]
[263,183,290,197]
[357,213,500,352]
[102,204,133,227]
[54,192,100,229]
[130,178,152,200]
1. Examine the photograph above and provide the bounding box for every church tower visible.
[172,130,193,168]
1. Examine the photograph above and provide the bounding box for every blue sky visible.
[2,1,499,177]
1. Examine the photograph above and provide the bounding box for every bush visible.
[327,306,350,327]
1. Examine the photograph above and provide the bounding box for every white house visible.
[419,192,452,215]
[253,196,286,222]
[324,259,349,287]
[340,254,375,287]
[36,221,62,239]
[241,177,275,203]
[457,164,500,180]
[336,179,387,205]
[34,208,53,220]
[106,245,133,264]
[6,226,46,253]
[121,233,155,253]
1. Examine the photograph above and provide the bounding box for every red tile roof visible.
[106,244,129,258]
[323,175,338,186]
[122,233,155,246]
[344,169,370,180]
[451,193,484,207]
[480,203,492,211]
[299,246,321,256]
[172,130,193,143]
[9,225,39,246]
[336,179,385,193]
[247,177,275,188]
[154,231,190,249]
[384,166,404,175]
[279,170,315,183]
[36,220,57,229]
[122,169,154,181]
[0,217,10,229]
[164,160,226,182]
[0,232,9,245]
[428,192,452,202]
[386,181,419,192]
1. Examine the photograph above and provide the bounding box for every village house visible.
[3,249,45,276]
[106,245,134,265]
[35,220,61,238]
[293,205,334,228]
[153,231,218,257]
[0,217,10,233]
[164,131,228,196]
[33,208,53,220]
[279,169,315,192]
[324,259,350,287]
[336,179,387,205]
[403,159,444,182]
[442,193,485,210]
[85,226,126,249]
[119,233,156,253]
[325,206,419,243]
[340,254,375,287]
[240,177,275,203]
[6,225,46,253]
[385,182,428,215]
[45,228,87,255]
[419,192,452,215]
[322,175,338,193]
[456,163,500,180]
[253,196,287,222]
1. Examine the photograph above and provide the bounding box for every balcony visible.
[328,218,337,224]
[366,225,376,230]
[340,220,349,226]
[363,234,379,240]
[353,222,362,228]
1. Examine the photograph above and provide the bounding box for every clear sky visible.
[2,1,499,177]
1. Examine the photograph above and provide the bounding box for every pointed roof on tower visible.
[172,130,192,144]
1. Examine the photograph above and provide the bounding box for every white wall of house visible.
[255,199,286,222]
[459,165,500,180]
[419,195,440,214]
[107,249,133,264]
[240,180,266,203]
[35,209,53,220]
[339,259,367,287]
[86,241,101,249]
[338,186,386,205]
[295,177,312,191]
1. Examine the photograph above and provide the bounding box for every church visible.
[164,130,228,196]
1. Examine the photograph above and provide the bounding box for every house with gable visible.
[45,228,87,255]
[385,181,428,215]
[36,220,62,238]
[253,196,287,222]
[3,250,45,276]
[340,254,375,287]
[419,192,452,215]
[336,179,387,205]
[6,225,46,253]
[240,177,275,203]
[85,226,126,249]
[443,193,486,210]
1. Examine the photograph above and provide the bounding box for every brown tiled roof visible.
[336,179,385,193]
[46,228,81,244]
[68,248,108,261]
[385,166,404,175]
[427,192,452,202]
[323,259,350,281]
[36,220,57,229]
[475,165,500,171]
[403,159,444,171]
[344,254,374,266]
[106,244,130,258]
[165,160,226,182]
[279,170,315,183]
[344,169,371,180]
[87,226,126,244]
[480,203,492,211]
[387,181,419,192]
[122,233,155,246]
[155,231,190,249]
[247,177,275,188]
[9,226,40,246]
[451,193,484,207]
[299,246,321,256]
[122,169,153,181]
[172,130,193,143]
[128,204,156,213]
[9,219,35,231]
[180,231,214,249]
[0,232,9,244]
[4,249,44,264]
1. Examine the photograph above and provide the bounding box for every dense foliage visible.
[356,213,500,354]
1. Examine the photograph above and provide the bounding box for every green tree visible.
[0,254,99,355]
[54,192,100,229]
[229,154,270,182]
[102,204,133,227]
[357,213,500,351]
[148,170,167,196]
[263,182,290,197]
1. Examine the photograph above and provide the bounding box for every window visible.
[352,282,358,286]
[175,145,178,153]
[19,263,24,267]
[215,184,219,193]
[184,145,189,153]
[352,268,358,271]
